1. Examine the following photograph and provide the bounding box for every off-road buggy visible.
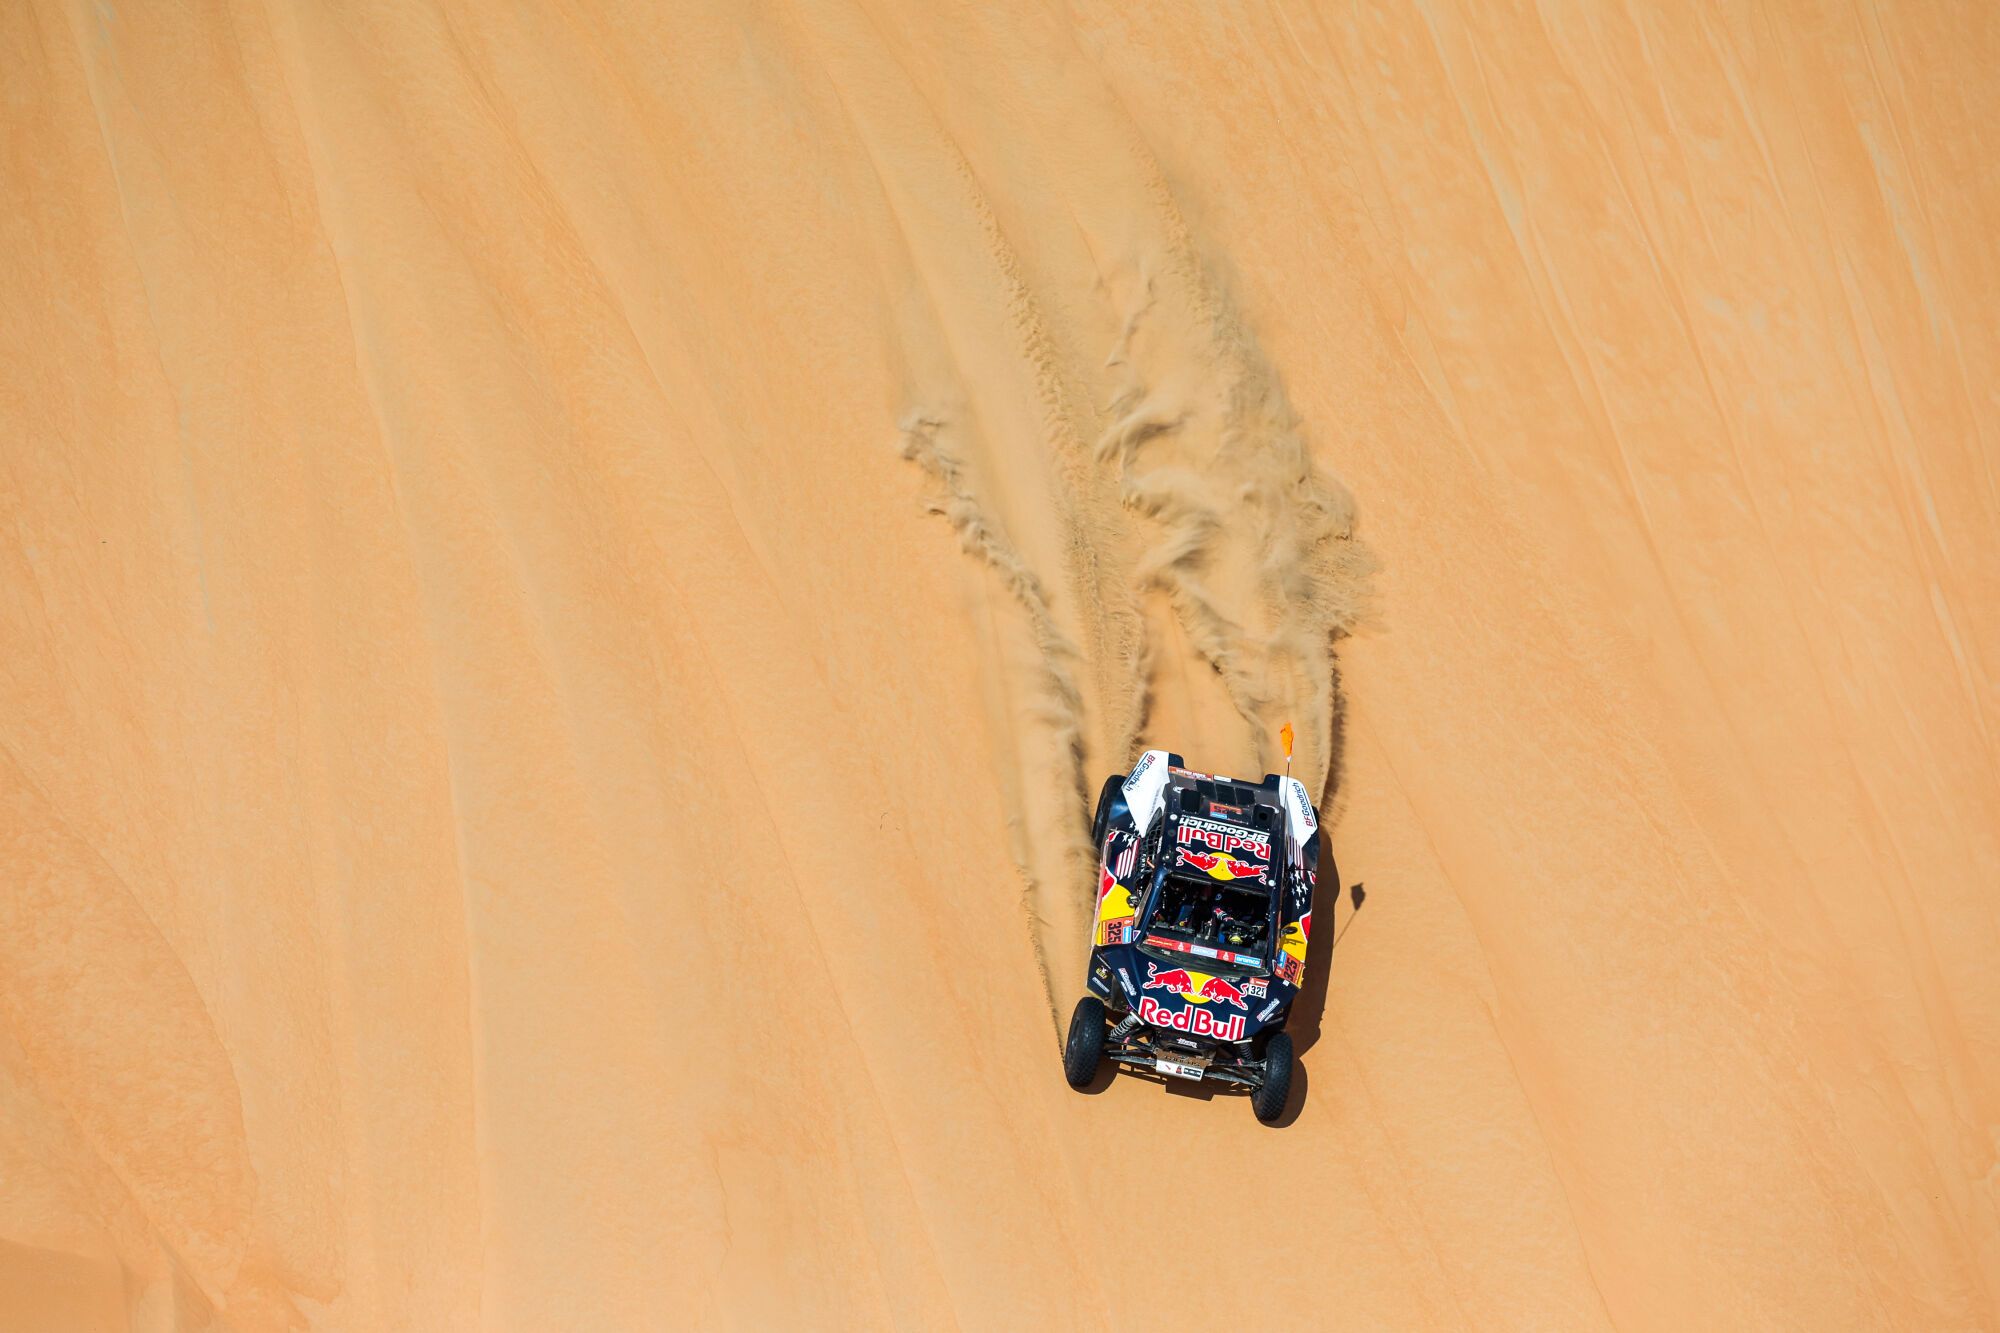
[1061,750,1325,1124]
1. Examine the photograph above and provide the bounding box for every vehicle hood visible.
[1101,943,1291,1043]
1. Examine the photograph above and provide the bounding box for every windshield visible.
[1138,874,1275,973]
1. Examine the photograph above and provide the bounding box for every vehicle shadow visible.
[1286,828,1362,1061]
[1160,1072,1221,1103]
[1078,1058,1121,1095]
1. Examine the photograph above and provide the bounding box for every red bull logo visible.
[1176,848,1265,881]
[1142,962,1248,1009]
[1198,975,1248,1007]
[1137,996,1246,1041]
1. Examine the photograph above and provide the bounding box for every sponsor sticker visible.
[1123,751,1172,836]
[1142,934,1260,968]
[1175,816,1271,860]
[1292,789,1316,833]
[1257,998,1282,1022]
[1137,996,1247,1042]
[1242,977,1268,998]
[1094,857,1138,947]
[1116,967,1136,998]
[1277,911,1311,983]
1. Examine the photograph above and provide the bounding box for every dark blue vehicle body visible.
[1072,751,1325,1098]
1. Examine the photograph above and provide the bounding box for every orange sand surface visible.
[4,1,1998,1328]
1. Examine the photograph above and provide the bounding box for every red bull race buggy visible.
[1061,750,1324,1124]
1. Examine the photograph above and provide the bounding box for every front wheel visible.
[1252,1032,1293,1124]
[1063,997,1107,1089]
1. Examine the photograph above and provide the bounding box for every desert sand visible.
[4,0,1998,1327]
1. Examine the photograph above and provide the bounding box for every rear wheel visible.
[1064,997,1107,1089]
[1253,1032,1293,1124]
[1090,775,1125,846]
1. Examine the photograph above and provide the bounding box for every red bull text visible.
[1137,996,1247,1041]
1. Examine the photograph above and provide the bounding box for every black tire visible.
[1090,774,1125,847]
[1253,1031,1293,1124]
[1064,997,1108,1089]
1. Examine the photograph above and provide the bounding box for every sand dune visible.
[4,1,1996,1327]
